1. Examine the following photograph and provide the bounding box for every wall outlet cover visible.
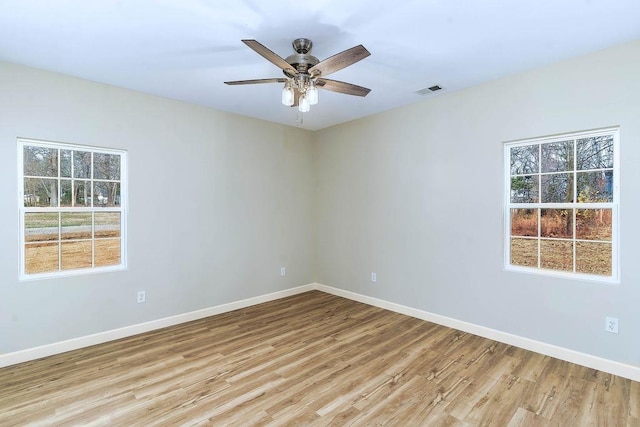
[605,316,619,334]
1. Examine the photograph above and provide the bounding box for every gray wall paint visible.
[0,62,315,352]
[314,41,640,367]
[2,40,639,369]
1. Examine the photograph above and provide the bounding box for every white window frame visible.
[503,127,619,283]
[18,138,128,280]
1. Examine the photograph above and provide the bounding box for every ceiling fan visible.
[224,38,371,112]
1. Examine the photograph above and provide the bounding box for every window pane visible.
[511,209,538,237]
[577,135,613,170]
[20,141,126,278]
[24,178,59,207]
[94,153,121,180]
[505,130,616,280]
[95,212,121,238]
[61,241,92,270]
[510,238,537,267]
[60,150,72,178]
[577,171,613,202]
[60,179,73,207]
[74,180,92,207]
[510,175,538,203]
[576,242,611,276]
[94,181,120,207]
[61,212,92,240]
[95,239,120,267]
[73,151,92,179]
[510,145,538,175]
[24,212,58,242]
[576,209,612,241]
[25,242,59,274]
[24,146,58,177]
[540,240,573,271]
[541,140,573,173]
[541,209,573,239]
[541,173,573,203]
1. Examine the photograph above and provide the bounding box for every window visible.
[18,139,127,279]
[504,128,618,282]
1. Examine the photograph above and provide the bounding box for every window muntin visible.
[505,129,618,282]
[19,139,127,279]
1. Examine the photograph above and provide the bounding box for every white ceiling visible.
[1,0,639,131]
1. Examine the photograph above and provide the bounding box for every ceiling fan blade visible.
[242,39,296,76]
[224,78,287,85]
[316,79,371,97]
[309,45,370,77]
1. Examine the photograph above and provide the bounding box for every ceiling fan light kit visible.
[225,38,371,114]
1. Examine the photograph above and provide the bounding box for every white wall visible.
[0,62,315,353]
[314,40,640,367]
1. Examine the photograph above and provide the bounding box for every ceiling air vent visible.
[415,85,443,96]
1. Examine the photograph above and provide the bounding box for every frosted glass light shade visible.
[307,86,318,105]
[299,95,310,112]
[281,86,294,106]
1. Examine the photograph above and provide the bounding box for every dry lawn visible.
[24,212,121,274]
[25,239,121,274]
[510,238,611,276]
[510,208,612,276]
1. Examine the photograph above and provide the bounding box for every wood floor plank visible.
[631,380,640,419]
[0,290,637,426]
[506,407,544,427]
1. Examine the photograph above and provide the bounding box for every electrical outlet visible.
[137,291,146,304]
[370,272,377,283]
[280,267,286,276]
[605,316,619,334]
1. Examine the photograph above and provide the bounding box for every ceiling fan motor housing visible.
[285,53,319,73]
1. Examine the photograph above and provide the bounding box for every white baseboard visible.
[3,282,639,383]
[314,283,640,382]
[0,284,314,368]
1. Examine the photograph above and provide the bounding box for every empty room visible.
[1,1,639,425]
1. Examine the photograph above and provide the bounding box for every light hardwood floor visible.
[1,291,638,426]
